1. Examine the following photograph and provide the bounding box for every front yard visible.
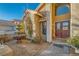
[1,37,79,56]
[5,40,50,56]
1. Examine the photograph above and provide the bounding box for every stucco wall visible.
[71,4,79,36]
[37,4,52,42]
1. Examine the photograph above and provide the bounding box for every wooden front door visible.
[55,21,70,38]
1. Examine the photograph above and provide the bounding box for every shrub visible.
[67,36,79,48]
[31,37,41,44]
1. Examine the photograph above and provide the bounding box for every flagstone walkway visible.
[39,41,75,56]
[39,44,70,56]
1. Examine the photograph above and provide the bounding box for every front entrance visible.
[55,21,70,38]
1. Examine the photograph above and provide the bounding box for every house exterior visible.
[35,3,71,42]
[24,3,71,43]
[0,20,16,35]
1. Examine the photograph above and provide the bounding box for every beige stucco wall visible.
[24,13,36,39]
[71,4,79,36]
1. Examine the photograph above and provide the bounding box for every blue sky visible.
[56,5,70,15]
[0,3,40,20]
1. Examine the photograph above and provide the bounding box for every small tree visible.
[16,21,25,34]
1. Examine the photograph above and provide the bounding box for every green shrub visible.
[31,37,41,44]
[67,36,79,48]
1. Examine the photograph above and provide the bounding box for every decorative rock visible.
[0,44,13,56]
[75,49,79,53]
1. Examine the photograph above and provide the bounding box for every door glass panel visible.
[62,21,69,30]
[56,22,61,30]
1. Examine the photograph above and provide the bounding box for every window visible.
[62,21,69,30]
[56,5,70,16]
[56,22,61,30]
[41,22,47,35]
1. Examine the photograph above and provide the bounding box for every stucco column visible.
[47,14,52,42]
[46,4,52,43]
[30,14,36,39]
[70,4,72,38]
[47,4,56,42]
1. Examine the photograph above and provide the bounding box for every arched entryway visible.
[55,4,71,38]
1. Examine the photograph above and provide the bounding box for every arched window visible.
[56,5,70,16]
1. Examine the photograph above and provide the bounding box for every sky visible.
[56,5,70,16]
[0,3,40,21]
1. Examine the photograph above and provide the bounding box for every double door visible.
[55,21,70,38]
